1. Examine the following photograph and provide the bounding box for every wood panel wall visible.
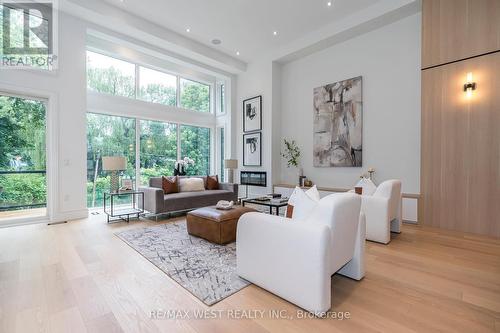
[422,0,500,68]
[421,0,500,237]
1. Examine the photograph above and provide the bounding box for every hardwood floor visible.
[0,213,499,333]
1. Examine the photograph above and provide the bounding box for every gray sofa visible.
[139,176,238,215]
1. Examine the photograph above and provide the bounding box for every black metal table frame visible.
[104,191,144,223]
[241,198,288,216]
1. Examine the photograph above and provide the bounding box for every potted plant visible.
[281,139,302,184]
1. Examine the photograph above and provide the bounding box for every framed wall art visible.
[243,132,262,166]
[243,95,262,132]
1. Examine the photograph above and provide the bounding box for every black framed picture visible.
[243,132,262,166]
[243,95,262,132]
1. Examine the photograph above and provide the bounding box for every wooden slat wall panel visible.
[421,53,500,237]
[422,0,500,68]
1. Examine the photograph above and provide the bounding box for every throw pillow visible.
[286,185,320,218]
[162,176,178,194]
[206,175,219,190]
[290,187,320,221]
[179,177,205,192]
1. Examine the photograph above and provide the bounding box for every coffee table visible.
[241,198,288,216]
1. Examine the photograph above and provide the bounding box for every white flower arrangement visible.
[175,157,195,169]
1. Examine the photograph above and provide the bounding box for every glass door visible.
[0,93,47,221]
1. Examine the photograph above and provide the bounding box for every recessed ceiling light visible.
[186,28,190,33]
[236,51,240,56]
[211,39,222,45]
[273,31,278,36]
[327,1,332,6]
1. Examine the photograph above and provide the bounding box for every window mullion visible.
[135,118,140,188]
[177,123,181,161]
[135,65,140,99]
[176,76,181,108]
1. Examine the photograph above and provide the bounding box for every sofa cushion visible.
[162,176,179,194]
[163,190,235,212]
[179,177,205,192]
[206,175,219,190]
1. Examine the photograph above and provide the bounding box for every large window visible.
[0,94,47,219]
[138,67,177,106]
[86,51,213,113]
[140,120,177,185]
[181,125,211,176]
[180,78,211,113]
[86,51,136,98]
[86,114,212,208]
[86,113,136,208]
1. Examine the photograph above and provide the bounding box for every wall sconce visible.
[463,72,476,98]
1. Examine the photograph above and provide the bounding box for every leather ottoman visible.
[186,205,257,245]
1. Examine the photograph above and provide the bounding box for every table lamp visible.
[102,156,127,193]
[224,159,238,183]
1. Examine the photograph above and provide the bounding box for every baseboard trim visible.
[52,209,88,223]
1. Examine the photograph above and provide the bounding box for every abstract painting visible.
[313,76,362,167]
[243,95,262,132]
[243,132,261,166]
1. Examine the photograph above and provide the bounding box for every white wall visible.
[279,13,421,194]
[235,60,274,196]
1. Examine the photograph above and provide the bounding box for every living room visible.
[0,0,498,332]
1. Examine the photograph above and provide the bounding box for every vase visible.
[298,167,305,186]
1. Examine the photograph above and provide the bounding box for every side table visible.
[104,191,144,223]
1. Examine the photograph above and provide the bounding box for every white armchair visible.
[236,193,365,315]
[361,179,402,244]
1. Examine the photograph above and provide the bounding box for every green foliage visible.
[139,84,176,106]
[86,176,109,207]
[0,174,46,207]
[281,139,301,168]
[180,80,210,113]
[140,120,177,183]
[87,67,135,98]
[0,96,46,169]
[181,125,210,176]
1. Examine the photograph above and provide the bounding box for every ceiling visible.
[103,0,381,62]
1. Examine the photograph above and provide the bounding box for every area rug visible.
[115,221,250,305]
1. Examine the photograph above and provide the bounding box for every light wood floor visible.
[0,213,499,333]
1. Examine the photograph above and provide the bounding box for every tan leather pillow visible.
[162,176,179,194]
[206,175,219,190]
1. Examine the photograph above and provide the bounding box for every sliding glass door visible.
[0,94,47,220]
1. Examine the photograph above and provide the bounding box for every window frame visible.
[0,83,59,226]
[86,49,215,114]
[86,50,137,99]
[86,112,214,207]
